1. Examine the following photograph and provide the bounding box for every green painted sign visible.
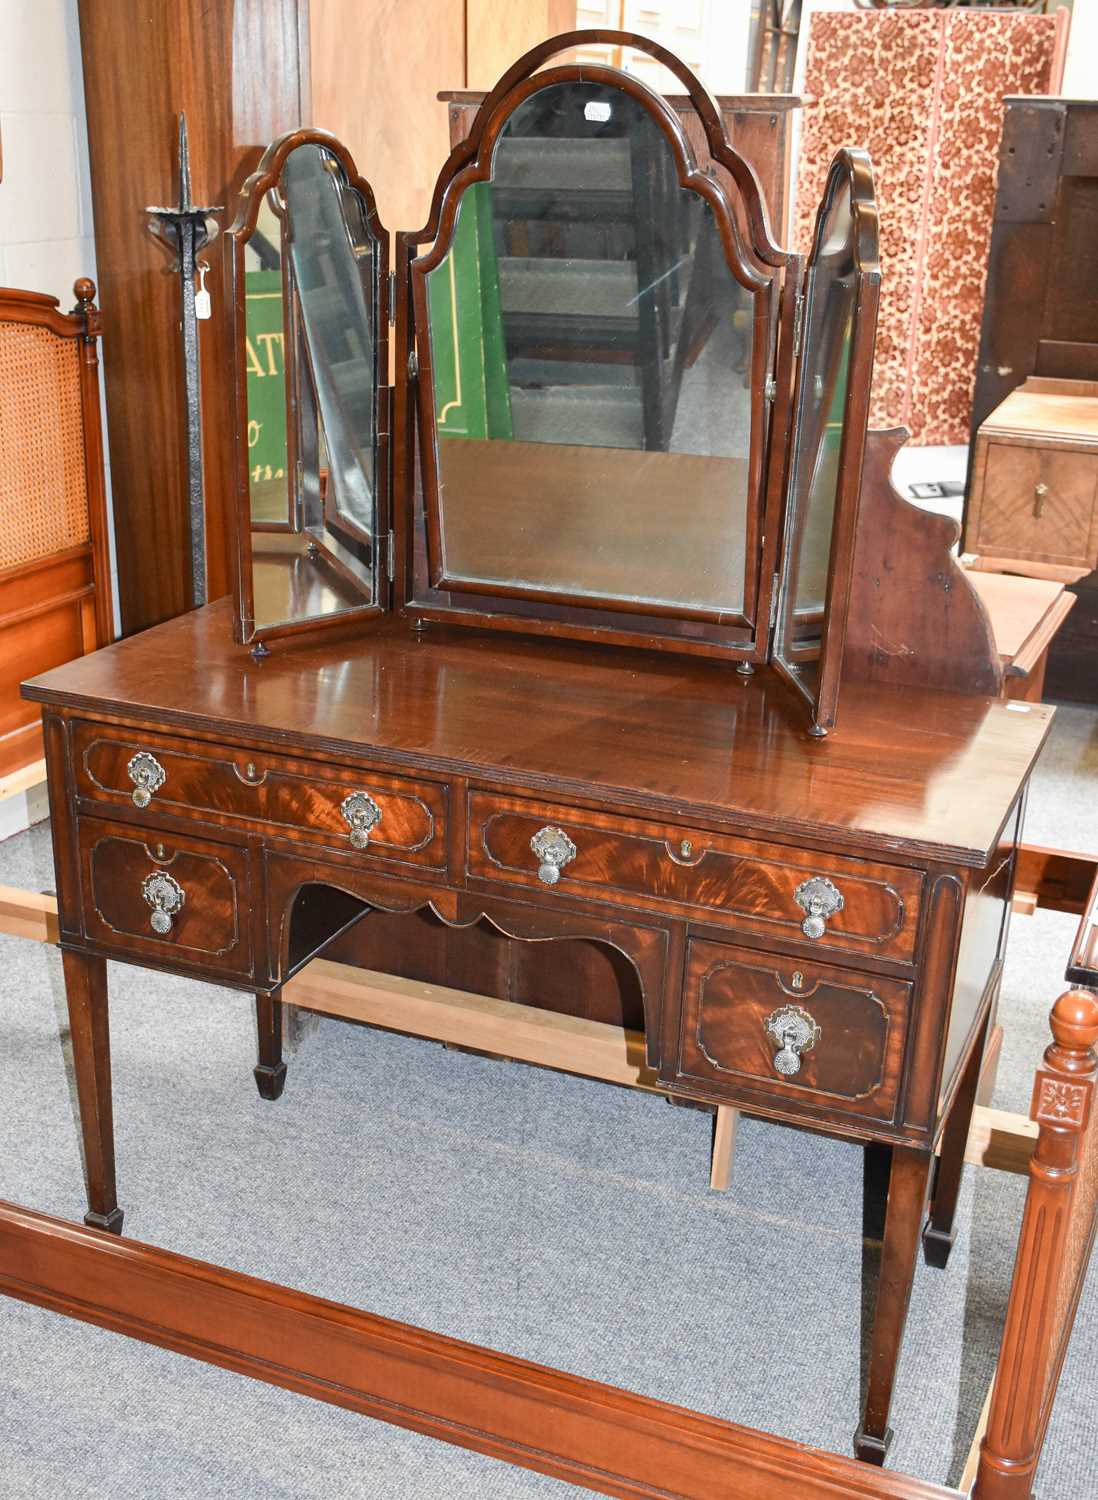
[244,270,288,490]
[428,183,512,440]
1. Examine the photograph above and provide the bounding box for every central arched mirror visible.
[409,64,785,646]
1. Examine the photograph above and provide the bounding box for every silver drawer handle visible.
[127,750,166,809]
[765,1004,821,1077]
[530,825,577,886]
[794,875,844,940]
[141,870,185,935]
[341,790,382,849]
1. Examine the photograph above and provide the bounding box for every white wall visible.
[0,0,96,304]
[0,0,118,634]
[1062,0,1098,97]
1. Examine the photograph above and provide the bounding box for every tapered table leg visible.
[254,990,286,1100]
[923,1012,991,1269]
[855,1145,934,1464]
[61,948,123,1235]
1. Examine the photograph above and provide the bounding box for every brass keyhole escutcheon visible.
[791,970,804,990]
[154,843,168,862]
[680,839,693,858]
[1033,480,1049,519]
[245,762,257,780]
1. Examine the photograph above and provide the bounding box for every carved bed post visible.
[973,987,1098,1499]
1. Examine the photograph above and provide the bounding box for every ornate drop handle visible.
[341,791,382,849]
[794,875,844,940]
[141,870,185,935]
[530,825,577,886]
[128,751,166,809]
[765,1004,821,1077]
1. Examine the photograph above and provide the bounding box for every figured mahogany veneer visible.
[77,817,253,978]
[468,791,921,963]
[72,722,447,870]
[675,941,910,1125]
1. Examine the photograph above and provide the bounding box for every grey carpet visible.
[1,706,1096,1497]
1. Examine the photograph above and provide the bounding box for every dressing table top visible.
[25,599,1052,869]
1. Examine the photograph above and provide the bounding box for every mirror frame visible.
[225,129,391,649]
[396,31,798,662]
[771,147,881,736]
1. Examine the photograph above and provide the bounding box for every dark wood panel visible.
[324,910,647,1030]
[76,0,308,633]
[966,99,1098,510]
[0,1200,959,1500]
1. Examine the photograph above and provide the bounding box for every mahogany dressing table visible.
[23,31,1053,1469]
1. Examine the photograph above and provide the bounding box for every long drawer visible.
[77,815,254,977]
[71,721,448,870]
[466,791,922,962]
[672,939,911,1123]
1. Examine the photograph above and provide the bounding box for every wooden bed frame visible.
[0,865,1096,1499]
[0,281,113,776]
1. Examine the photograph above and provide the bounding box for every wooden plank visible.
[965,571,1076,674]
[0,758,46,800]
[0,1200,962,1500]
[286,957,661,1091]
[0,884,59,945]
[1014,843,1098,916]
[710,1105,739,1192]
[960,1378,995,1493]
[964,1107,1038,1176]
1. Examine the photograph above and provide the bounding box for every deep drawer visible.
[72,721,448,869]
[77,816,253,976]
[674,939,911,1122]
[466,791,922,961]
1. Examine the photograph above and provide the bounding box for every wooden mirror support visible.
[844,429,1002,699]
[773,148,881,735]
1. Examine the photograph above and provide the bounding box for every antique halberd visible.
[24,31,1050,1469]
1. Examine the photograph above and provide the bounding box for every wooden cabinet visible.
[965,377,1098,580]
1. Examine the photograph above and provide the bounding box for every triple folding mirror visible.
[225,32,880,733]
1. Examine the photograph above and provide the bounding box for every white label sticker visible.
[584,101,611,122]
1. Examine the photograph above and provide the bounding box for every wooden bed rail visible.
[0,1199,959,1500]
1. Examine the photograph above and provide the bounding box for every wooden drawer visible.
[77,816,253,977]
[71,722,447,869]
[971,440,1098,569]
[673,940,911,1122]
[466,792,922,961]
